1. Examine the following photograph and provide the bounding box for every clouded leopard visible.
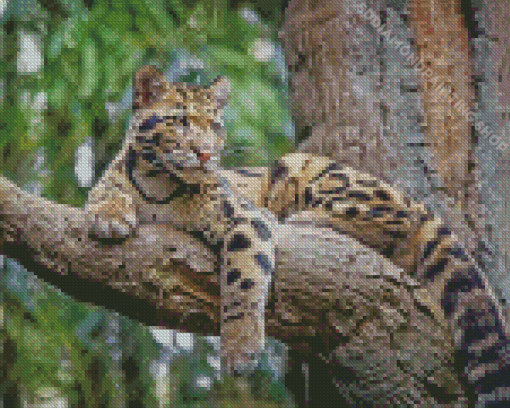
[85,65,276,374]
[222,153,510,403]
[87,64,509,402]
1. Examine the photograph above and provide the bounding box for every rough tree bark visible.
[485,0,510,301]
[283,0,486,274]
[279,0,507,405]
[2,0,496,404]
[0,172,468,405]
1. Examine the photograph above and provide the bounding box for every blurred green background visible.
[0,0,297,406]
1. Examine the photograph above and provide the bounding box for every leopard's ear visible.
[209,76,231,109]
[133,65,168,110]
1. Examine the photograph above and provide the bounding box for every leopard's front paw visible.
[86,204,137,240]
[221,351,260,376]
[221,313,264,376]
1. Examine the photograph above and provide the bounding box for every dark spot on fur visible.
[223,200,235,219]
[329,171,349,182]
[240,279,255,290]
[421,227,452,264]
[147,133,162,145]
[422,239,440,262]
[304,187,313,206]
[386,219,405,225]
[372,207,391,218]
[450,246,469,261]
[309,162,342,184]
[227,233,251,251]
[145,169,164,177]
[347,191,372,201]
[180,116,189,127]
[438,226,452,237]
[382,243,397,258]
[324,162,341,175]
[420,213,433,223]
[270,162,288,186]
[310,197,324,208]
[443,266,485,316]
[355,178,377,187]
[373,206,394,214]
[387,230,407,239]
[141,151,157,162]
[139,115,165,131]
[458,307,501,350]
[374,190,391,201]
[255,253,273,275]
[319,187,348,195]
[345,207,359,217]
[470,351,510,394]
[423,258,449,282]
[227,269,242,285]
[224,312,245,322]
[251,219,271,241]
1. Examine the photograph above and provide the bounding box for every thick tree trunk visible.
[483,0,510,302]
[283,0,487,273]
[280,0,507,405]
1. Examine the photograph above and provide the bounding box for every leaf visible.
[140,0,174,33]
[77,39,98,99]
[99,26,121,48]
[103,55,122,97]
[48,79,68,111]
[207,45,254,70]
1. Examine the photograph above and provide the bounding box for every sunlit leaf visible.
[207,45,255,70]
[78,38,98,99]
[48,79,68,110]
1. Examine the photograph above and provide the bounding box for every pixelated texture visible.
[85,65,278,376]
[280,0,510,405]
[3,0,510,406]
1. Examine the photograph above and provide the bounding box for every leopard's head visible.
[128,65,230,185]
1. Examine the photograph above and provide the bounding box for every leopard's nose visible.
[198,152,211,163]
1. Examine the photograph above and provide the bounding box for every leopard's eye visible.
[165,115,189,127]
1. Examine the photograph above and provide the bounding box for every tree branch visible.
[0,175,467,404]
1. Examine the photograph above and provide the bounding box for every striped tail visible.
[263,152,510,404]
[413,214,510,405]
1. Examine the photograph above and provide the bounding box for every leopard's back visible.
[255,152,510,403]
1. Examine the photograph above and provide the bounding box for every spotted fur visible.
[85,65,509,401]
[260,152,510,403]
[85,66,276,374]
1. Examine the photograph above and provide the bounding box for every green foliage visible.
[35,0,292,206]
[2,258,163,406]
[1,260,112,406]
[162,336,294,407]
[1,0,296,406]
[1,0,294,205]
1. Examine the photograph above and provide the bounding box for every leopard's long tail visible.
[264,152,510,404]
